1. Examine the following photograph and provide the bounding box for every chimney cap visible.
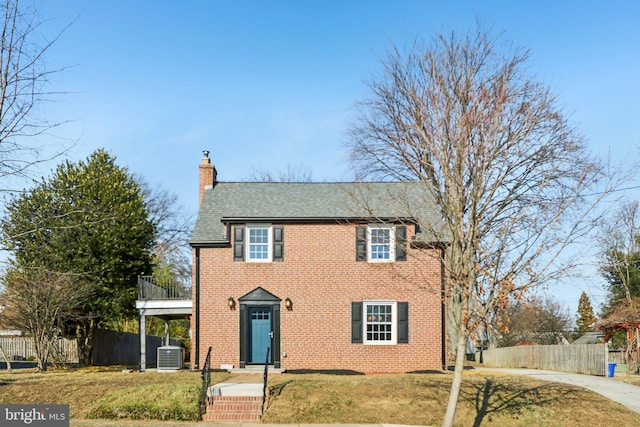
[202,150,211,164]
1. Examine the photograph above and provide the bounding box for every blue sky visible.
[32,0,640,315]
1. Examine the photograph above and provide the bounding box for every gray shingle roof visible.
[190,181,445,245]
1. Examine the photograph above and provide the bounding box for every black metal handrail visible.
[138,275,192,300]
[200,346,212,417]
[262,347,270,414]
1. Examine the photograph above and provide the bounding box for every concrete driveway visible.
[475,368,640,415]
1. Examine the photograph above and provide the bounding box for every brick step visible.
[203,412,262,422]
[203,395,263,423]
[210,402,263,408]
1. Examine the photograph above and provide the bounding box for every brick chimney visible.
[199,150,217,206]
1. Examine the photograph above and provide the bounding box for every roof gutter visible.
[189,241,230,248]
[220,216,417,224]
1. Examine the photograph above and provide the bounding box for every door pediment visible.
[238,286,280,303]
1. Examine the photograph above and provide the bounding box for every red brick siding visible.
[192,223,444,373]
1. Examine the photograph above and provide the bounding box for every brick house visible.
[190,152,447,373]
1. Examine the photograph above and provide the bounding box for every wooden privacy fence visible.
[91,329,180,366]
[1,331,180,367]
[480,344,608,376]
[0,336,78,363]
[608,350,627,365]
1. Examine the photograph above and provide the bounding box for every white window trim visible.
[246,224,272,263]
[367,225,395,263]
[363,300,397,345]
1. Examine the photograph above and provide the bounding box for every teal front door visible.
[249,307,272,364]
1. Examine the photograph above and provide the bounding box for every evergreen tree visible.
[601,247,640,313]
[1,149,156,365]
[599,200,640,315]
[575,291,597,337]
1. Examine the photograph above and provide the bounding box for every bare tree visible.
[348,27,610,427]
[496,295,573,347]
[0,0,70,189]
[248,164,314,182]
[138,178,193,281]
[0,267,90,371]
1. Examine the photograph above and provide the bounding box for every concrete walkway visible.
[207,381,263,397]
[475,368,640,415]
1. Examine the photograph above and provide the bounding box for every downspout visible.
[441,246,447,371]
[195,246,201,370]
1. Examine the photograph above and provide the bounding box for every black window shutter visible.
[351,302,363,343]
[233,225,245,261]
[398,302,408,344]
[356,226,367,261]
[273,225,284,261]
[395,225,407,262]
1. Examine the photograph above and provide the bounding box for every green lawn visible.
[1,367,639,426]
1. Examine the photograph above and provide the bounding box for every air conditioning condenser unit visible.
[157,346,183,370]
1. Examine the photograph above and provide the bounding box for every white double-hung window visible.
[247,225,271,262]
[355,224,407,263]
[368,225,394,262]
[363,300,397,345]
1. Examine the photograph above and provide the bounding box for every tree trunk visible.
[32,331,52,372]
[0,345,12,372]
[36,354,47,371]
[76,321,95,367]
[442,325,468,427]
